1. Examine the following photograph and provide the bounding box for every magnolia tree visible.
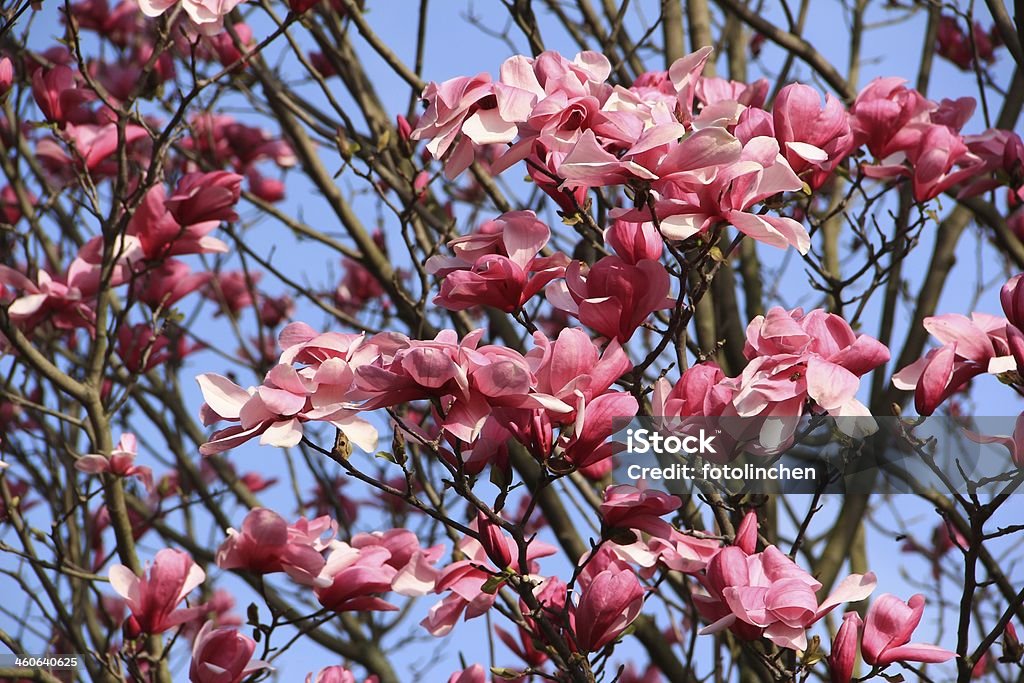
[1,0,1023,681]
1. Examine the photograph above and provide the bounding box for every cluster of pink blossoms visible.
[654,306,891,448]
[197,320,641,477]
[0,169,240,343]
[427,210,671,342]
[410,48,1023,249]
[105,508,447,681]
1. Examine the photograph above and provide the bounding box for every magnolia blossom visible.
[196,365,378,455]
[828,612,863,683]
[0,57,12,97]
[892,312,1015,415]
[109,548,206,634]
[735,307,890,438]
[75,432,154,492]
[427,210,568,312]
[851,77,981,202]
[546,255,673,342]
[215,508,336,582]
[351,529,445,597]
[557,390,638,475]
[127,180,231,260]
[448,665,486,683]
[599,485,681,538]
[739,81,855,190]
[861,594,956,666]
[39,122,150,177]
[696,545,876,650]
[139,0,246,32]
[165,171,243,226]
[572,564,645,652]
[189,621,270,683]
[0,236,142,331]
[287,534,441,613]
[306,667,376,683]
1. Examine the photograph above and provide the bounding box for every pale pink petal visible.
[196,374,251,420]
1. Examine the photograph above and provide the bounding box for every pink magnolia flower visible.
[410,72,535,178]
[306,667,351,683]
[546,255,672,342]
[901,123,979,202]
[0,57,13,98]
[203,270,260,316]
[196,364,377,455]
[31,65,92,124]
[651,362,745,458]
[448,665,486,683]
[116,323,174,373]
[526,327,631,407]
[482,327,629,462]
[849,78,934,159]
[733,509,758,555]
[696,76,769,109]
[697,545,876,650]
[43,123,150,176]
[306,666,378,683]
[189,621,270,683]
[572,564,645,652]
[829,612,863,683]
[735,307,890,436]
[605,219,663,264]
[770,82,854,190]
[108,548,206,634]
[557,390,638,473]
[258,293,294,328]
[356,329,572,443]
[600,485,680,538]
[287,541,402,612]
[180,589,242,637]
[629,134,811,252]
[556,125,683,188]
[183,113,295,170]
[0,238,140,331]
[0,185,36,225]
[127,184,229,260]
[427,210,568,313]
[75,432,154,493]
[165,171,243,227]
[138,259,212,310]
[475,511,513,568]
[351,529,445,597]
[204,22,255,67]
[850,78,981,201]
[959,129,1024,203]
[140,0,246,32]
[643,531,723,575]
[861,594,956,666]
[247,169,285,203]
[963,411,1024,467]
[653,363,736,419]
[936,15,999,70]
[215,508,335,582]
[892,312,1014,415]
